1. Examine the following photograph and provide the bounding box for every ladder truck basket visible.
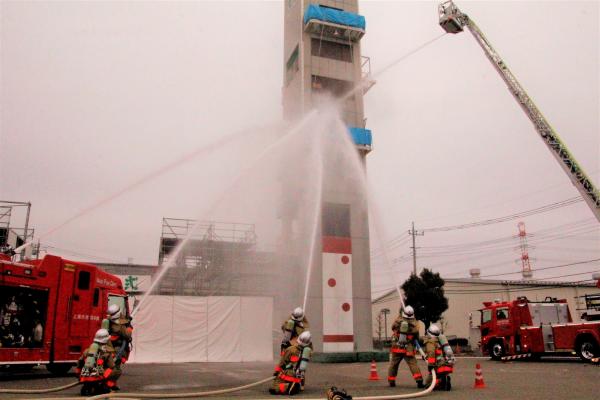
[439,1,465,33]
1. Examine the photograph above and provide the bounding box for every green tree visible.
[401,268,448,329]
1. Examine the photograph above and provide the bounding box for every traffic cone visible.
[368,360,380,381]
[473,363,486,389]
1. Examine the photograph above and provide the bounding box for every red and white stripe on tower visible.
[322,235,354,352]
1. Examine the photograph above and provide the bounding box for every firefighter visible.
[102,304,133,363]
[423,324,455,391]
[76,329,121,395]
[101,304,132,388]
[280,307,309,355]
[270,330,312,395]
[387,305,424,388]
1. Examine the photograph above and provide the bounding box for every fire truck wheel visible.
[576,337,598,362]
[46,363,73,376]
[489,341,505,360]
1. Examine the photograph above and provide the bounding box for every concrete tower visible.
[282,0,373,353]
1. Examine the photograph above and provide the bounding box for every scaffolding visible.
[0,206,11,247]
[156,218,279,296]
[0,201,34,258]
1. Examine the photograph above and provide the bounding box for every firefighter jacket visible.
[390,316,420,356]
[102,317,133,359]
[76,342,118,382]
[423,334,454,375]
[273,343,312,384]
[281,316,309,346]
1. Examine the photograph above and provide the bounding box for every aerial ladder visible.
[438,1,600,222]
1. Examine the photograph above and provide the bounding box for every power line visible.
[422,197,583,232]
[479,259,600,278]
[445,280,597,295]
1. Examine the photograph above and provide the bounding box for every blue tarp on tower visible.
[348,127,372,146]
[303,4,366,30]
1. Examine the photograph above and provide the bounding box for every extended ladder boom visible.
[439,1,600,222]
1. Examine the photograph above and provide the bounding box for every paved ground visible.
[1,357,599,399]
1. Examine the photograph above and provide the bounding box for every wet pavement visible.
[1,356,599,399]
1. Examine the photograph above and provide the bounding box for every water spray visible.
[132,110,319,316]
[325,33,449,310]
[302,124,325,311]
[13,128,259,255]
[328,116,406,310]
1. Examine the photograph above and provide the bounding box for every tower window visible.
[311,75,353,97]
[311,38,352,62]
[322,203,351,237]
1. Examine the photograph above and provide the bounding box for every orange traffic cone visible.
[368,360,380,381]
[473,363,486,389]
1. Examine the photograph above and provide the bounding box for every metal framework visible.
[517,222,533,279]
[439,1,600,222]
[156,218,277,296]
[0,201,34,258]
[0,206,11,247]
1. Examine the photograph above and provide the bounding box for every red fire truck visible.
[0,254,129,374]
[480,296,600,362]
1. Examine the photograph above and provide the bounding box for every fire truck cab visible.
[0,254,128,374]
[480,296,600,362]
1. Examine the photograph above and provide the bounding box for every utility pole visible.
[408,221,424,275]
[382,308,390,341]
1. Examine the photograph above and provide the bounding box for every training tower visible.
[282,0,374,354]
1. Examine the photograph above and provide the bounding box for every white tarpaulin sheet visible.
[129,296,272,363]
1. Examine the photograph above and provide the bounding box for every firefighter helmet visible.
[107,304,121,320]
[402,305,415,319]
[94,329,110,344]
[427,324,441,336]
[292,307,304,321]
[297,331,311,346]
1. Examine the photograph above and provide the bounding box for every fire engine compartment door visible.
[529,303,570,325]
[0,286,49,349]
[68,268,95,342]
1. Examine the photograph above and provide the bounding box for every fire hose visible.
[0,380,81,394]
[14,370,436,400]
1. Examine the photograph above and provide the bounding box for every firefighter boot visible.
[388,379,396,387]
[416,380,425,389]
[445,375,452,391]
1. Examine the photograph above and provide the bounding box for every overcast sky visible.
[1,1,598,296]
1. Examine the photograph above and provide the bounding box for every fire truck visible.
[0,253,128,374]
[480,296,600,361]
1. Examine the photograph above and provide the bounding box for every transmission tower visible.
[517,222,533,279]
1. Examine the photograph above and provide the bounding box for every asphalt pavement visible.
[1,357,599,399]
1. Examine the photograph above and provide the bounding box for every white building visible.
[372,278,600,349]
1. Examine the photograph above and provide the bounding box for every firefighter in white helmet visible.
[423,324,454,390]
[77,329,120,394]
[101,304,133,389]
[387,305,424,388]
[270,331,312,395]
[280,307,310,355]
